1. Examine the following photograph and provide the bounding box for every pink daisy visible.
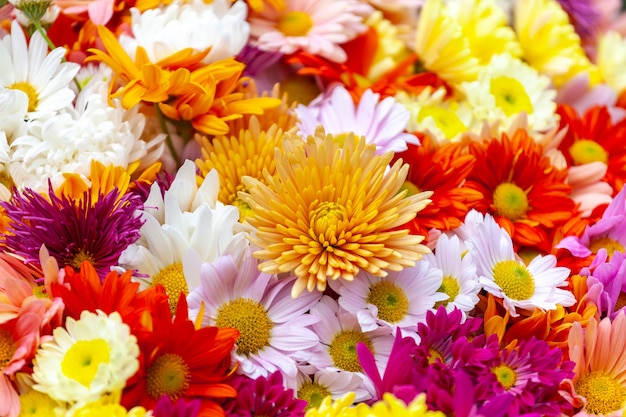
[296,85,420,155]
[248,0,372,63]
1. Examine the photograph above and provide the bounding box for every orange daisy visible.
[557,104,626,195]
[392,135,483,238]
[464,128,577,253]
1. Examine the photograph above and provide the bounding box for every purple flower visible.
[555,0,602,38]
[581,250,626,318]
[0,184,144,279]
[152,396,201,417]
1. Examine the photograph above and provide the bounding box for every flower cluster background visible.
[2,0,626,415]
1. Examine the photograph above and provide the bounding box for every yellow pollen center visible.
[8,81,39,112]
[399,181,421,197]
[428,348,444,364]
[569,139,608,165]
[61,339,111,387]
[146,353,190,401]
[215,297,273,356]
[297,382,331,410]
[615,292,626,311]
[575,371,626,415]
[69,249,96,270]
[232,195,255,222]
[435,275,460,308]
[492,364,517,390]
[493,182,529,221]
[310,202,348,247]
[492,260,535,300]
[152,263,189,315]
[19,391,58,416]
[328,330,373,372]
[366,281,409,323]
[276,11,314,37]
[31,285,50,299]
[0,329,16,369]
[489,76,534,117]
[417,106,467,140]
[589,236,625,258]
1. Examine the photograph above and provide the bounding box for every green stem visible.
[155,103,180,164]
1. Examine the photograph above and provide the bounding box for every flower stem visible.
[155,103,180,164]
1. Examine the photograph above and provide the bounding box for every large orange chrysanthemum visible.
[464,128,577,253]
[392,135,483,237]
[557,104,626,195]
[239,128,433,297]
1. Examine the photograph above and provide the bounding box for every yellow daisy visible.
[514,0,601,87]
[239,127,433,297]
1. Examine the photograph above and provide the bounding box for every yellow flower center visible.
[215,297,273,356]
[614,292,626,311]
[310,202,348,247]
[492,364,517,390]
[328,330,373,372]
[569,139,608,165]
[69,248,96,270]
[8,81,39,113]
[152,263,189,315]
[489,76,534,117]
[276,11,314,37]
[428,348,444,365]
[417,106,467,140]
[61,339,111,387]
[400,181,421,197]
[19,391,58,416]
[146,353,190,401]
[575,371,626,415]
[589,236,625,258]
[366,281,409,324]
[435,275,460,308]
[492,260,535,301]
[0,329,16,369]
[232,195,255,222]
[493,182,529,221]
[297,382,331,410]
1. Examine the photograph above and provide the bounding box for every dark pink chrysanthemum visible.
[0,184,144,279]
[152,395,201,417]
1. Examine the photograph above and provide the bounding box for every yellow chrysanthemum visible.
[244,0,285,13]
[414,0,480,86]
[72,392,148,417]
[596,31,626,95]
[451,0,522,65]
[363,11,412,82]
[514,0,601,87]
[240,127,433,297]
[355,393,446,417]
[305,392,357,417]
[195,118,284,220]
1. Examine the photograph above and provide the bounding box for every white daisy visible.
[296,369,365,409]
[307,296,394,401]
[187,250,322,390]
[31,310,139,405]
[0,20,79,120]
[119,0,250,64]
[465,213,575,317]
[296,85,419,154]
[119,160,249,313]
[461,53,558,135]
[8,80,164,191]
[422,233,481,316]
[331,261,446,340]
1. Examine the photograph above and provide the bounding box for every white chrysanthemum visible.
[296,369,366,408]
[296,85,419,154]
[423,234,481,316]
[461,53,558,135]
[8,81,164,191]
[596,31,626,95]
[119,160,249,312]
[330,261,446,341]
[465,213,575,317]
[307,296,394,402]
[31,311,140,405]
[119,0,249,64]
[0,20,79,120]
[396,87,476,143]
[187,251,321,390]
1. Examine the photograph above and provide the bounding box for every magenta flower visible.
[152,396,201,417]
[581,250,626,319]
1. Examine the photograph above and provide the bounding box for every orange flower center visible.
[366,281,409,323]
[575,371,626,415]
[493,182,529,221]
[297,382,331,410]
[277,11,314,37]
[0,329,16,369]
[569,139,608,165]
[328,330,373,372]
[310,201,348,247]
[146,353,190,400]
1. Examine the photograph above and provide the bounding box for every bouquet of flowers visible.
[1,0,626,415]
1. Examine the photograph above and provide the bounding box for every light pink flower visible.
[55,0,115,25]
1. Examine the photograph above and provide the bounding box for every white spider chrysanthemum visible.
[465,213,575,317]
[461,53,558,136]
[0,21,79,120]
[119,160,249,313]
[31,311,139,405]
[119,0,250,64]
[8,81,164,191]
